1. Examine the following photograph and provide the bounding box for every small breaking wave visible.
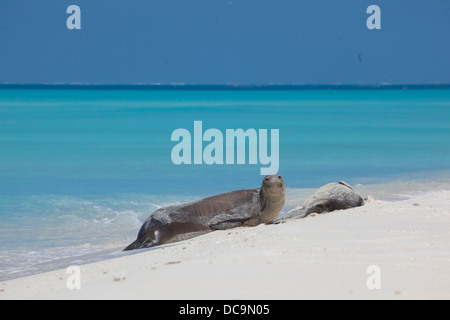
[0,193,198,281]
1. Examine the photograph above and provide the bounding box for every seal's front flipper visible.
[209,220,246,230]
[265,219,283,225]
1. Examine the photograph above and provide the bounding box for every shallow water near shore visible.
[1,87,449,281]
[1,172,450,282]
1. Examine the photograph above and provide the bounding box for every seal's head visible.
[261,174,286,196]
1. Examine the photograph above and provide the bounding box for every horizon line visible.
[1,83,450,90]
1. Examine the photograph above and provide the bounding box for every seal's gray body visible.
[124,175,285,251]
[272,181,363,223]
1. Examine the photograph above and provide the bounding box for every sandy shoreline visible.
[1,190,450,300]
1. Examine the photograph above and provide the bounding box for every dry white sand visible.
[1,190,450,300]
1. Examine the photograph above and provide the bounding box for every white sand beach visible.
[1,190,450,300]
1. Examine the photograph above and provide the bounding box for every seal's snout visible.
[262,174,285,191]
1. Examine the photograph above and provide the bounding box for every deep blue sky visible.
[1,0,449,84]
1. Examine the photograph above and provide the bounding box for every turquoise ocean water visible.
[1,87,450,280]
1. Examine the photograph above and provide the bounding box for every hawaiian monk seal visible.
[124,174,286,251]
[271,181,364,224]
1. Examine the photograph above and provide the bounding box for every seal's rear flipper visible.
[123,239,140,251]
[270,207,308,224]
[123,230,164,251]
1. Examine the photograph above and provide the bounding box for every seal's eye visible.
[265,178,269,181]
[278,176,282,179]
